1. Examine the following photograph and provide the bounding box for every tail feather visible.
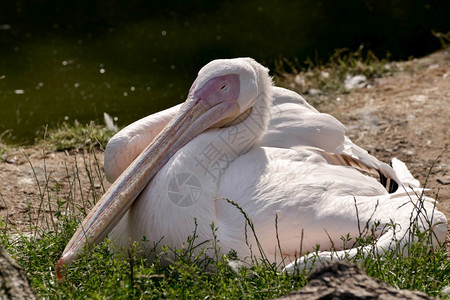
[378,171,398,193]
[391,158,420,188]
[315,150,421,194]
[317,150,401,193]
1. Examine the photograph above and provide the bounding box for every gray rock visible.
[437,177,450,185]
[345,74,367,90]
[0,246,36,299]
[276,261,434,300]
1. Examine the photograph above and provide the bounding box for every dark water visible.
[1,0,449,144]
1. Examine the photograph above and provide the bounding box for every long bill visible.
[57,98,239,278]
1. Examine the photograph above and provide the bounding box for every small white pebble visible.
[294,74,304,86]
[308,88,322,96]
[320,71,329,78]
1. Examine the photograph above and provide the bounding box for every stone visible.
[0,245,36,299]
[437,177,450,185]
[276,261,434,300]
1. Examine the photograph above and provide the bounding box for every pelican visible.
[58,58,447,276]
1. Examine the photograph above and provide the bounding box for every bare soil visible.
[0,148,109,232]
[0,49,449,244]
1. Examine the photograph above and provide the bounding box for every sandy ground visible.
[0,49,449,243]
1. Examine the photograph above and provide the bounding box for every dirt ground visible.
[0,49,449,243]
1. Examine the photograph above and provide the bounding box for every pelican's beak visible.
[57,97,240,279]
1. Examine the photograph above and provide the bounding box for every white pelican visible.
[58,58,447,276]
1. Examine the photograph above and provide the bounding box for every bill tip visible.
[56,257,65,281]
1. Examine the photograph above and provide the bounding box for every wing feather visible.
[262,87,412,192]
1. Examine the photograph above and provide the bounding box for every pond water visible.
[0,22,196,144]
[0,1,447,144]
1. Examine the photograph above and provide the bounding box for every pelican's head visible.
[190,58,271,119]
[57,58,272,277]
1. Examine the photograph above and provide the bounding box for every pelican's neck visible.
[179,88,271,185]
[237,88,272,145]
[219,106,253,128]
[218,80,272,154]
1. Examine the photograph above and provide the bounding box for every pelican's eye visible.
[220,82,228,91]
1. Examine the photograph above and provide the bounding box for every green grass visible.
[41,120,117,152]
[274,45,393,96]
[0,133,448,299]
[432,30,450,49]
